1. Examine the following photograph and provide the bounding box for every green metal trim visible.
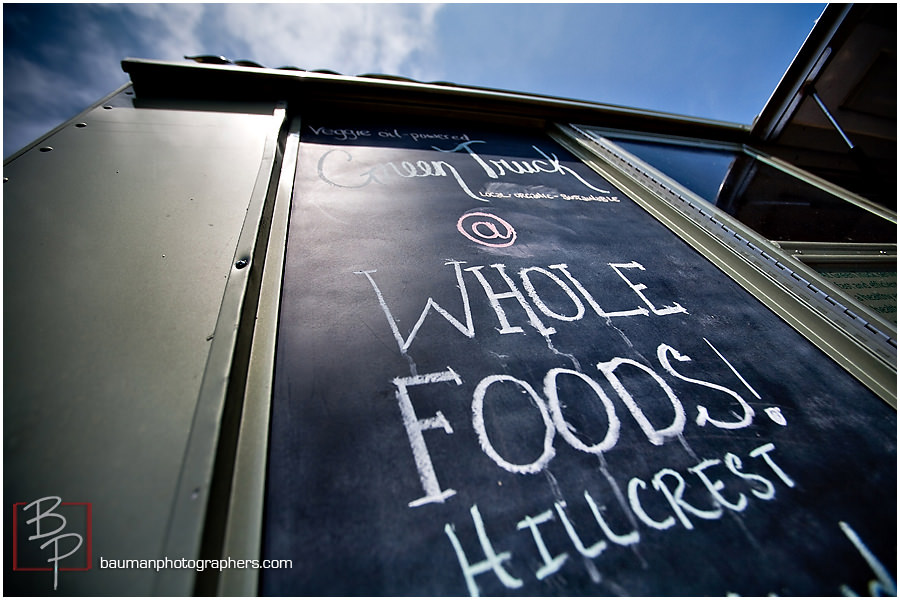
[217,117,300,596]
[551,123,896,408]
[578,126,746,152]
[775,241,897,266]
[154,105,289,595]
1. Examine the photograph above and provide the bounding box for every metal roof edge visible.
[751,3,852,141]
[121,57,750,141]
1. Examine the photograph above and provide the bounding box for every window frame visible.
[578,126,897,226]
[552,122,896,406]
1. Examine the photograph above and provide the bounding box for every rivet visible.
[75,123,87,128]
[3,178,8,183]
[103,105,113,110]
[39,146,53,152]
[235,258,249,269]
[191,488,200,501]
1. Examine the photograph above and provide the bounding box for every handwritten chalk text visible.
[319,140,610,202]
[356,260,686,356]
[391,336,760,508]
[445,443,794,596]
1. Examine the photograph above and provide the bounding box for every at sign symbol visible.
[457,212,517,248]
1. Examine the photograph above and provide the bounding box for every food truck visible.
[5,4,895,596]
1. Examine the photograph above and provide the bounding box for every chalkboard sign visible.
[261,120,896,596]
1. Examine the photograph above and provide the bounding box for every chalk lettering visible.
[550,263,649,318]
[443,443,796,594]
[317,148,377,189]
[703,337,762,399]
[583,490,640,546]
[317,148,486,201]
[560,193,621,202]
[544,368,620,454]
[357,261,686,356]
[516,510,569,580]
[838,521,897,596]
[652,468,723,530]
[724,452,775,500]
[514,192,557,199]
[609,262,687,316]
[554,501,608,558]
[356,261,474,355]
[764,407,787,426]
[308,126,371,141]
[489,158,539,176]
[445,504,523,596]
[472,375,556,474]
[410,131,470,143]
[657,343,755,430]
[458,213,517,248]
[749,443,795,488]
[392,368,463,507]
[465,264,556,337]
[628,477,676,531]
[519,266,585,322]
[388,341,769,502]
[596,357,686,446]
[429,160,486,201]
[319,138,616,203]
[689,458,748,512]
[435,140,500,178]
[529,145,611,193]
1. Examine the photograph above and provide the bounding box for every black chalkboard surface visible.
[261,120,896,596]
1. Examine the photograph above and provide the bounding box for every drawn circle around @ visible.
[457,212,517,248]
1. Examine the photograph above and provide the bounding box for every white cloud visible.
[97,3,207,61]
[93,4,445,77]
[216,4,444,79]
[3,3,445,156]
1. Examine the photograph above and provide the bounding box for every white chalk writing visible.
[356,260,684,356]
[839,521,897,596]
[317,140,611,202]
[446,443,794,595]
[386,337,764,508]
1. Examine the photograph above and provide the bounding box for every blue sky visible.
[3,3,826,158]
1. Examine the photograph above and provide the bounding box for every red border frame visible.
[12,502,92,571]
